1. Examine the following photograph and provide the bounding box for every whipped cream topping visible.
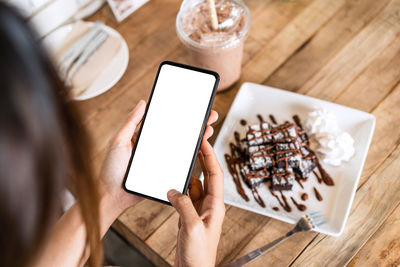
[305,108,355,166]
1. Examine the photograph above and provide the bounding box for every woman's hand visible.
[167,139,225,267]
[98,100,146,215]
[99,100,220,217]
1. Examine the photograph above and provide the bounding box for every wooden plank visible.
[357,82,400,185]
[297,0,400,99]
[242,0,347,84]
[335,37,400,112]
[348,203,400,267]
[248,0,313,44]
[145,212,180,259]
[264,0,391,92]
[165,247,176,266]
[117,200,175,240]
[292,143,400,266]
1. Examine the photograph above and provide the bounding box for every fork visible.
[222,212,326,267]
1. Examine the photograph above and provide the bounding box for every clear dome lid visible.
[176,0,251,49]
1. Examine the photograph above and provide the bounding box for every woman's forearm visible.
[33,192,123,267]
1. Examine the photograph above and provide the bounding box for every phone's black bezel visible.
[122,61,220,206]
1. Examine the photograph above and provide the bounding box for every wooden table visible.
[81,0,400,266]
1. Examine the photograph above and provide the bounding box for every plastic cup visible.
[176,0,251,92]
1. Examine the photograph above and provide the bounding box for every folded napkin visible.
[56,21,122,98]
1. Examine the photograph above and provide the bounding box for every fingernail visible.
[167,189,179,199]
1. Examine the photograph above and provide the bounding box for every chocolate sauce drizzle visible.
[291,197,306,211]
[301,193,308,201]
[293,115,302,128]
[240,119,247,126]
[269,115,278,124]
[316,160,334,186]
[295,175,304,189]
[313,187,323,201]
[313,170,323,184]
[272,207,279,211]
[270,189,292,212]
[252,188,266,208]
[256,114,264,123]
[225,154,249,202]
[247,122,297,143]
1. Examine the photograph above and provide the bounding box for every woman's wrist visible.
[99,191,124,224]
[99,185,139,224]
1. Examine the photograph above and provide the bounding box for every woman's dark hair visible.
[0,3,102,267]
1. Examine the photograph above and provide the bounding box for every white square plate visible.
[215,82,375,236]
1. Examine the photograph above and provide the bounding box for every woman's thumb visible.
[167,189,199,226]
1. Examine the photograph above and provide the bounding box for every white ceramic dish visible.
[215,82,375,236]
[42,21,129,101]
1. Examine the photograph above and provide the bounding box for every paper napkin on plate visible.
[56,21,121,98]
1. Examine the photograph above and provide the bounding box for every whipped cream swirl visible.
[305,108,355,166]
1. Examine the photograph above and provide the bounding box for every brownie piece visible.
[270,167,295,191]
[240,165,270,189]
[246,122,272,146]
[248,144,274,170]
[275,142,299,152]
[296,158,317,179]
[295,126,310,145]
[270,123,297,142]
[276,154,302,170]
[299,145,312,158]
[274,142,302,169]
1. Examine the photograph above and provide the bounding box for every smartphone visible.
[123,61,219,205]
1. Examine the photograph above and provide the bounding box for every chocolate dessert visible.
[225,114,334,212]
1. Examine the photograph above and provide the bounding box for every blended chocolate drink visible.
[176,0,251,91]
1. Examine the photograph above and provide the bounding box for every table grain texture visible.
[81,0,400,266]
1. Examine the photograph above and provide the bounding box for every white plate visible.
[215,82,375,236]
[42,21,129,101]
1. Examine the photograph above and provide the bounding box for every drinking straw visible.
[207,0,219,30]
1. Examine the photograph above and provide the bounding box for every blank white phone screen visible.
[125,63,217,202]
